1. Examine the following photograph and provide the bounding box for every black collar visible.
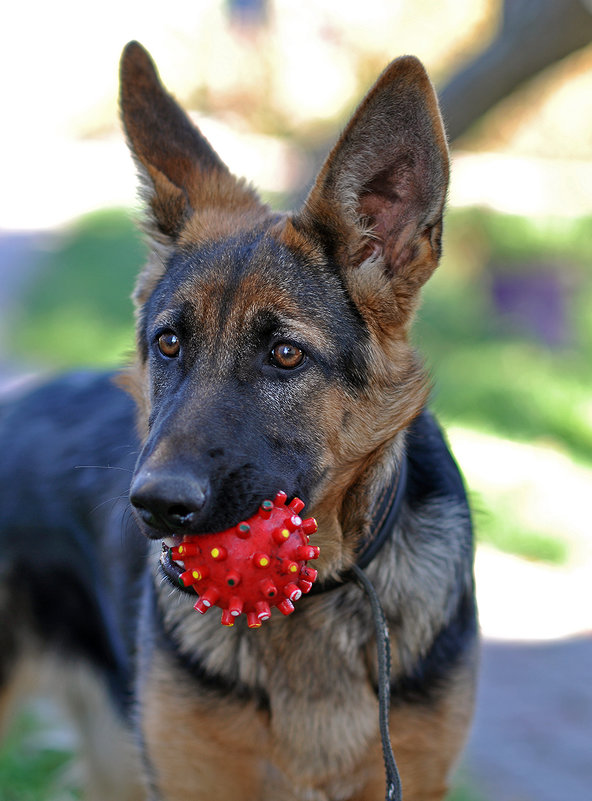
[309,453,408,594]
[356,454,408,570]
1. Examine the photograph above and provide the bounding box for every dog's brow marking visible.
[176,274,331,356]
[152,311,179,330]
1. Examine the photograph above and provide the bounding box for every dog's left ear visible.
[297,56,449,327]
[119,41,265,247]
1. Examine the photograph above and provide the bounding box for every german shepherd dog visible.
[0,42,477,801]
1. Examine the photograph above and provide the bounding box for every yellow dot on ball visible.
[192,569,201,579]
[289,563,298,573]
[260,557,269,567]
[211,548,220,558]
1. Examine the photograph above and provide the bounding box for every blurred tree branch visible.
[439,0,592,143]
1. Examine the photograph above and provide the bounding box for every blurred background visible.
[0,1,591,799]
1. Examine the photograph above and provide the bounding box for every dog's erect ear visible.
[119,41,264,245]
[297,56,449,327]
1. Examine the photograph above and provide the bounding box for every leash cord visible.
[351,564,403,801]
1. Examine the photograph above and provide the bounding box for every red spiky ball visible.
[169,491,319,628]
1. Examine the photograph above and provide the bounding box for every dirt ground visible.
[452,536,592,801]
[461,634,592,801]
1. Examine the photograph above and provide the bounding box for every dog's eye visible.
[157,331,181,358]
[270,343,304,369]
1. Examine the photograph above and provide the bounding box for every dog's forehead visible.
[161,228,348,336]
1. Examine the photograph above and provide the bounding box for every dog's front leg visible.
[138,646,269,801]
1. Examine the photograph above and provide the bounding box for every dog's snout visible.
[130,470,209,535]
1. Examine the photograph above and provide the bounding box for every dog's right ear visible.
[119,41,264,248]
[293,56,449,332]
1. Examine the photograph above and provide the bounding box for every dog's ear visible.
[297,56,449,328]
[119,41,264,246]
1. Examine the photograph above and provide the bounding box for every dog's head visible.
[119,42,448,575]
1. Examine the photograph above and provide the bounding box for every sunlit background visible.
[0,2,591,800]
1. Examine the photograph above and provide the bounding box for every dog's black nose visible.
[130,470,209,535]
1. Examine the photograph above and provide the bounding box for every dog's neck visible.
[356,453,408,570]
[309,451,408,594]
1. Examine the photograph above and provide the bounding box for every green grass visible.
[0,709,81,801]
[423,336,592,463]
[474,494,568,565]
[447,784,486,801]
[444,207,592,267]
[15,208,143,368]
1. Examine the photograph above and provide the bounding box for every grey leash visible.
[352,563,403,801]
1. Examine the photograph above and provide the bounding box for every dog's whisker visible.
[74,464,134,473]
[89,492,130,516]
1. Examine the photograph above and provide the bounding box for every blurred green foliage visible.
[418,209,592,464]
[0,709,80,801]
[474,493,568,564]
[18,208,143,368]
[446,783,486,801]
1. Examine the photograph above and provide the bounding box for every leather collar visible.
[309,453,408,594]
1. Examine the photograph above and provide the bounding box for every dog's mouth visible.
[159,537,193,590]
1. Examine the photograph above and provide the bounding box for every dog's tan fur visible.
[141,626,476,801]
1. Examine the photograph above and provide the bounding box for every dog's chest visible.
[216,608,379,776]
[172,598,380,778]
[267,644,379,781]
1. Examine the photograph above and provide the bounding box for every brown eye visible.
[271,343,304,369]
[157,331,180,358]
